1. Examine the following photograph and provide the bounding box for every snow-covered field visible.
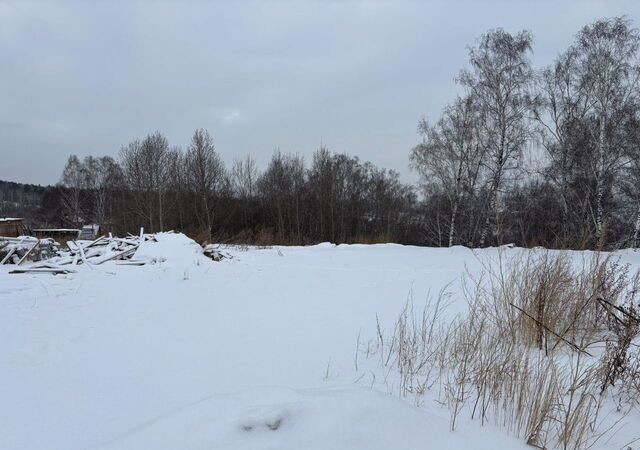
[1,233,639,449]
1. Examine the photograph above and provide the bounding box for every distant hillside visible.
[0,179,51,227]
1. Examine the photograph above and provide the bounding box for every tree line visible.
[26,17,640,248]
[50,131,418,244]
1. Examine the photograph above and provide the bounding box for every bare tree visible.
[83,156,122,230]
[616,102,640,246]
[185,128,225,241]
[535,49,592,244]
[145,133,171,232]
[58,155,86,227]
[411,96,484,247]
[257,150,305,240]
[459,29,536,247]
[572,17,640,244]
[308,146,336,241]
[367,166,415,240]
[119,132,171,232]
[231,155,259,228]
[166,148,189,230]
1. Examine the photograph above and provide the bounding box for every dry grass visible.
[361,249,640,449]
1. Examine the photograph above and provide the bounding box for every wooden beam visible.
[0,247,16,265]
[17,241,39,265]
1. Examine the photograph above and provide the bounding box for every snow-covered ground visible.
[1,233,638,449]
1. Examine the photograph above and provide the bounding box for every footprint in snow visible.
[239,409,289,433]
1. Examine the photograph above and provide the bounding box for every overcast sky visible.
[1,0,639,186]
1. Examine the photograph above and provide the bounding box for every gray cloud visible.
[1,0,639,185]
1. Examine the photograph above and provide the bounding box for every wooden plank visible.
[75,240,92,269]
[84,235,106,249]
[17,241,39,265]
[93,245,139,265]
[83,247,105,259]
[0,247,16,265]
[9,267,76,275]
[51,256,75,266]
[30,262,69,270]
[113,238,139,246]
[115,260,147,266]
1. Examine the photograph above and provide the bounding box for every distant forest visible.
[4,16,640,249]
[0,180,47,222]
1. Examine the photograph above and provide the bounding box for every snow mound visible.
[133,232,210,268]
[313,242,336,249]
[98,387,527,450]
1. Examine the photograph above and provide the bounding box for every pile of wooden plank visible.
[54,235,141,266]
[3,228,159,275]
[0,236,61,265]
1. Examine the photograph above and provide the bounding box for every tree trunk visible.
[633,206,640,248]
[480,176,500,248]
[148,193,154,232]
[203,192,212,243]
[158,189,164,232]
[560,180,569,246]
[594,116,606,245]
[448,191,462,247]
[480,124,506,248]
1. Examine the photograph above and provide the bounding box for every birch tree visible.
[410,96,484,246]
[622,124,640,246]
[83,156,122,230]
[59,154,86,227]
[459,29,536,247]
[572,17,640,244]
[535,49,592,243]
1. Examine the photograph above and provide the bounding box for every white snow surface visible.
[1,233,638,449]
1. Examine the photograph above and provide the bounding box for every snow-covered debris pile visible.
[203,244,232,261]
[4,230,186,274]
[0,236,61,265]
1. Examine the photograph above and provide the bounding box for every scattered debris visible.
[2,228,160,274]
[0,236,61,265]
[203,244,231,262]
